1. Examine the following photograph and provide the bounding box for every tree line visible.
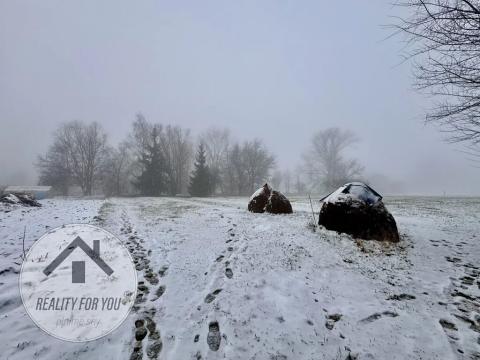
[37,114,366,197]
[37,115,281,197]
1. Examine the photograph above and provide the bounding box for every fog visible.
[1,0,479,195]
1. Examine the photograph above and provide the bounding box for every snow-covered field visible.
[0,196,479,360]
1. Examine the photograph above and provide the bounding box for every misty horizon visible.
[1,1,479,195]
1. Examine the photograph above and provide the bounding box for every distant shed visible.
[3,186,52,200]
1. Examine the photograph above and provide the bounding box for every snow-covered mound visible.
[1,193,21,205]
[319,183,399,242]
[322,182,382,205]
[0,193,41,208]
[248,184,292,214]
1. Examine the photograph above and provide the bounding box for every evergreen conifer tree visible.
[134,126,167,195]
[188,143,212,196]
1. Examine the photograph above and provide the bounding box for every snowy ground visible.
[0,196,479,360]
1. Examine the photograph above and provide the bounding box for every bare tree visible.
[199,127,230,193]
[102,141,132,196]
[302,127,363,192]
[283,169,292,194]
[270,169,282,189]
[63,121,108,195]
[221,139,275,195]
[223,143,244,195]
[38,121,108,196]
[163,125,193,195]
[295,174,307,194]
[37,141,71,195]
[200,127,230,170]
[242,139,275,194]
[393,0,480,153]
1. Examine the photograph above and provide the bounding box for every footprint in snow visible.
[207,321,221,351]
[151,285,166,301]
[204,289,222,303]
[158,265,168,277]
[325,313,342,330]
[359,311,398,324]
[386,293,416,301]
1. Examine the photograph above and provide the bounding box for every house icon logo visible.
[19,224,137,342]
[43,236,114,283]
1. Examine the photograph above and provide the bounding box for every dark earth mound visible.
[248,184,271,213]
[248,184,292,214]
[266,190,293,214]
[318,183,399,242]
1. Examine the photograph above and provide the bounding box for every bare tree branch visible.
[392,0,480,158]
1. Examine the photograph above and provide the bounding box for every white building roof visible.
[4,185,52,193]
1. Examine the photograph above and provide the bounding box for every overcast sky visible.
[1,0,479,195]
